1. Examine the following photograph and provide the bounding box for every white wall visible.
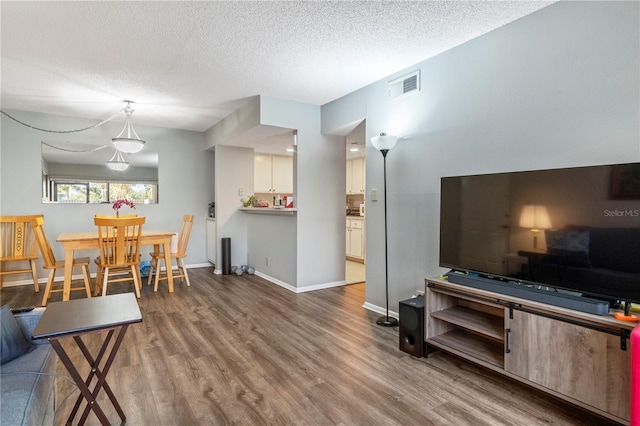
[246,214,296,284]
[0,110,214,284]
[212,145,253,270]
[321,1,640,317]
[260,96,346,289]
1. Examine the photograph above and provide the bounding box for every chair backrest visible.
[0,215,42,261]
[94,216,146,267]
[176,215,194,255]
[30,216,57,268]
[94,214,138,219]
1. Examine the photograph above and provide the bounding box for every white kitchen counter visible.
[239,207,297,215]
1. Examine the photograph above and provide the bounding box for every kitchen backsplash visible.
[255,192,293,206]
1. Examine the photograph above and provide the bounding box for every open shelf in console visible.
[426,287,505,369]
[429,329,504,368]
[430,305,503,342]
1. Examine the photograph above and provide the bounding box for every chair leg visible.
[131,265,141,298]
[179,259,191,287]
[147,258,155,287]
[81,266,92,299]
[153,258,162,292]
[40,270,56,307]
[101,267,109,297]
[94,265,103,296]
[29,259,39,293]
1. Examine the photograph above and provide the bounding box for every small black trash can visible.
[221,237,231,275]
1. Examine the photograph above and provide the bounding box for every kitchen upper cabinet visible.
[346,157,365,195]
[255,154,293,193]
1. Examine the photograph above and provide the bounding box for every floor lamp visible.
[371,132,399,327]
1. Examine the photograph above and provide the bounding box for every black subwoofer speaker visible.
[399,296,425,357]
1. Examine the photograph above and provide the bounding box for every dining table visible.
[56,229,176,301]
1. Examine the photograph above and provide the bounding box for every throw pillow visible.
[1,304,33,364]
[545,230,566,251]
[563,230,590,253]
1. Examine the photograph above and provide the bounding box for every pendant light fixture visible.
[106,149,129,171]
[112,101,145,154]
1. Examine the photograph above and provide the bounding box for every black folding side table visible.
[32,293,142,425]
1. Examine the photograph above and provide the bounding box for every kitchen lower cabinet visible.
[346,218,364,262]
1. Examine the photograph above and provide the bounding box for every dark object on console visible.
[399,296,424,357]
[521,226,640,304]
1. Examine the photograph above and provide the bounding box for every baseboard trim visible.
[253,271,346,294]
[362,302,399,320]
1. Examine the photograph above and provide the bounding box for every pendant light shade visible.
[112,101,145,154]
[371,133,398,152]
[106,149,129,171]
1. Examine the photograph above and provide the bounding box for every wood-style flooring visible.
[1,268,618,425]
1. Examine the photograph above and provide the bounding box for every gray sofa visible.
[1,307,56,426]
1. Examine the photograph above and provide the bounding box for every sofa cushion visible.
[1,305,33,364]
[1,344,55,426]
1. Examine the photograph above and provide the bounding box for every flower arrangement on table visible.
[112,199,136,217]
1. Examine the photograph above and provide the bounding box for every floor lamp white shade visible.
[371,133,398,152]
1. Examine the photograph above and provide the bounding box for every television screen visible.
[439,162,640,305]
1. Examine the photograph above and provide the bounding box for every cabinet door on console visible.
[505,310,629,420]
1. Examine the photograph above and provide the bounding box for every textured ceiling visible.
[1,1,555,134]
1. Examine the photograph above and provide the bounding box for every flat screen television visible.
[439,162,640,307]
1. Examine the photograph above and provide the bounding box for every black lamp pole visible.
[376,147,399,327]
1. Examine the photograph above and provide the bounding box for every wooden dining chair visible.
[0,215,43,292]
[147,215,194,291]
[94,216,145,298]
[31,216,92,306]
[93,214,137,287]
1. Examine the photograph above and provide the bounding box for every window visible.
[52,180,157,204]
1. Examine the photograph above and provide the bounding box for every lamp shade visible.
[371,133,398,152]
[112,138,145,154]
[106,160,129,171]
[106,149,130,171]
[519,205,552,230]
[112,102,145,154]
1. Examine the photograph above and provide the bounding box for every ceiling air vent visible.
[388,71,420,99]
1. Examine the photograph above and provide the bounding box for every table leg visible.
[49,339,111,425]
[51,324,130,426]
[63,247,74,301]
[163,239,174,293]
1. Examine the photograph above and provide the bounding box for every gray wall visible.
[260,96,346,289]
[213,145,253,271]
[206,96,345,290]
[1,110,214,284]
[321,1,640,317]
